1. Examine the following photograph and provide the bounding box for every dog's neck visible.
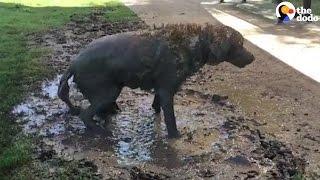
[175,36,211,89]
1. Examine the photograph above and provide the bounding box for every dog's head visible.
[200,25,254,68]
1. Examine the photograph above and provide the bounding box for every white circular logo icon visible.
[276,2,296,22]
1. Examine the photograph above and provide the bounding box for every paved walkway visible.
[122,0,320,83]
[203,0,320,82]
[121,0,218,24]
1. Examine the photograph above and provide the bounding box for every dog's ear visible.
[210,40,231,60]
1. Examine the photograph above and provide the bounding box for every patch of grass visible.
[292,172,305,180]
[0,0,138,178]
[0,138,31,171]
[1,0,113,7]
[12,158,101,179]
[104,1,139,22]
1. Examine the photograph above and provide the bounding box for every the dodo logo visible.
[276,2,296,22]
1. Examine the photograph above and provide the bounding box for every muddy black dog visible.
[58,24,254,138]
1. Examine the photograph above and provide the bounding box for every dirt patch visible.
[29,9,147,74]
[13,10,306,179]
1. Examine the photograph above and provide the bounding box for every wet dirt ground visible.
[12,9,319,179]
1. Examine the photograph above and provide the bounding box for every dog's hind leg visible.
[96,102,120,119]
[152,93,161,113]
[80,86,121,132]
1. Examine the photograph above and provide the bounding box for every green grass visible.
[1,0,117,7]
[104,3,139,22]
[0,0,138,178]
[0,138,31,171]
[292,172,305,180]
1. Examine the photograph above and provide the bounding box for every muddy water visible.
[13,72,305,178]
[109,88,180,168]
[12,75,229,168]
[9,74,259,178]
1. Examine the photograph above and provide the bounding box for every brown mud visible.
[12,10,310,179]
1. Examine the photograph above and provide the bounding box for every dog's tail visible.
[58,67,80,115]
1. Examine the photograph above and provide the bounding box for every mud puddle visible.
[12,74,229,168]
[12,9,305,179]
[13,73,305,179]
